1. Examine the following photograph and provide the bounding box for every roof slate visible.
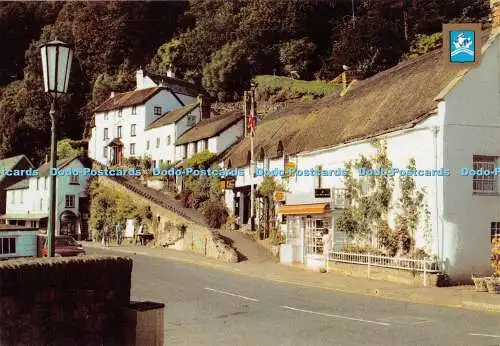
[175,111,244,145]
[146,103,200,130]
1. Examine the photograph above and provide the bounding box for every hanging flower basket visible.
[486,277,500,294]
[472,275,488,292]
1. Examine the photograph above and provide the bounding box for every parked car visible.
[39,235,86,257]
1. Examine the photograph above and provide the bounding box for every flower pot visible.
[472,276,488,292]
[486,278,500,294]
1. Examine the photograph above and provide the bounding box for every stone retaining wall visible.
[99,176,238,263]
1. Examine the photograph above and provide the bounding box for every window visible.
[103,146,108,158]
[167,135,171,145]
[154,106,162,116]
[117,126,122,138]
[473,155,497,193]
[10,191,14,204]
[104,128,109,140]
[156,138,160,148]
[204,139,209,151]
[492,222,500,242]
[132,106,137,115]
[65,195,75,208]
[20,190,23,203]
[130,143,136,155]
[183,144,187,159]
[118,108,123,117]
[44,177,48,190]
[40,199,43,211]
[130,124,136,137]
[315,165,323,189]
[153,160,157,168]
[104,112,108,120]
[70,175,79,184]
[0,237,16,255]
[187,114,196,127]
[146,141,150,150]
[36,178,40,190]
[193,143,198,154]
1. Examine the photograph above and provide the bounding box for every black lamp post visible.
[40,40,73,257]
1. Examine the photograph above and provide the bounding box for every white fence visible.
[328,251,440,272]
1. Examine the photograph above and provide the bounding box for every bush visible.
[341,244,385,256]
[200,199,228,228]
[409,248,430,260]
[492,237,500,276]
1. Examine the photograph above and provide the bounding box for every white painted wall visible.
[175,107,201,139]
[216,120,244,153]
[5,159,89,235]
[438,34,500,280]
[145,124,176,167]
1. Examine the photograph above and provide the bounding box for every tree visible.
[57,138,84,159]
[279,38,317,80]
[202,40,252,101]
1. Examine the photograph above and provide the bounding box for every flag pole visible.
[243,91,248,137]
[250,87,256,231]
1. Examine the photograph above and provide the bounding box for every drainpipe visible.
[431,126,443,267]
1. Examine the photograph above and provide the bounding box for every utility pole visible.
[249,86,256,231]
[243,91,248,137]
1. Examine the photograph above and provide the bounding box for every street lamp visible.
[40,40,73,257]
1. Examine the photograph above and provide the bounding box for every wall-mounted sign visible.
[273,191,286,202]
[442,23,482,67]
[284,161,296,172]
[219,181,226,190]
[314,188,331,198]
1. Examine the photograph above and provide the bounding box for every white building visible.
[1,156,90,239]
[88,69,209,166]
[175,110,244,161]
[0,224,39,259]
[221,27,500,281]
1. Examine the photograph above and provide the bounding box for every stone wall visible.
[99,176,238,263]
[326,261,443,287]
[0,256,132,345]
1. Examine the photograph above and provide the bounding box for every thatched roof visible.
[5,179,29,190]
[175,110,244,145]
[146,102,200,130]
[223,48,471,168]
[94,87,163,113]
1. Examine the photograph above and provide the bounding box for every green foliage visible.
[57,138,84,159]
[279,38,317,80]
[337,140,427,256]
[406,32,443,59]
[258,176,286,198]
[254,75,339,102]
[88,180,151,238]
[147,39,182,76]
[202,40,252,101]
[200,198,228,228]
[183,151,215,169]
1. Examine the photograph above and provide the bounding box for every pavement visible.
[88,245,500,346]
[82,240,500,314]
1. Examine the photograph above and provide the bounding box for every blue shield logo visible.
[449,30,475,63]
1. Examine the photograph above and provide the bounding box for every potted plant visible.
[486,276,500,294]
[472,274,488,292]
[486,238,500,294]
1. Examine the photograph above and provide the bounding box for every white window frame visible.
[12,190,16,204]
[70,175,79,184]
[154,106,162,116]
[156,138,160,148]
[146,141,150,150]
[118,108,123,117]
[104,128,109,140]
[130,124,136,137]
[40,198,43,211]
[20,190,23,203]
[44,177,48,190]
[167,135,171,145]
[117,126,122,138]
[132,106,137,115]
[473,155,497,193]
[104,112,108,121]
[103,146,108,158]
[65,195,75,208]
[130,143,136,155]
[187,114,196,127]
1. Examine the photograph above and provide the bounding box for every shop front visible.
[278,203,332,269]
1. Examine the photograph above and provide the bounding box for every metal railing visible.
[328,251,439,272]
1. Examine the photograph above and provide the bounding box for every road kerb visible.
[84,242,500,313]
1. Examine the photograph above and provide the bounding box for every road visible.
[90,248,500,346]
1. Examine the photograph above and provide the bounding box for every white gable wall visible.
[216,120,244,153]
[145,125,176,166]
[439,34,500,280]
[175,108,201,139]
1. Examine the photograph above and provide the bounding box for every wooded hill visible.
[0,0,491,165]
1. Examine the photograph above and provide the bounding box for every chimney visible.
[136,69,144,89]
[198,94,211,120]
[492,0,500,32]
[166,69,175,78]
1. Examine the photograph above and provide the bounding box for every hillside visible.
[0,0,491,165]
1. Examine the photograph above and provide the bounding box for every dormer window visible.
[118,108,123,117]
[154,106,162,116]
[187,114,196,127]
[132,106,137,115]
[104,112,108,120]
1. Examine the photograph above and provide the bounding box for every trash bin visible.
[122,301,165,346]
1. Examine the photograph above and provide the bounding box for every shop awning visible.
[278,203,330,215]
